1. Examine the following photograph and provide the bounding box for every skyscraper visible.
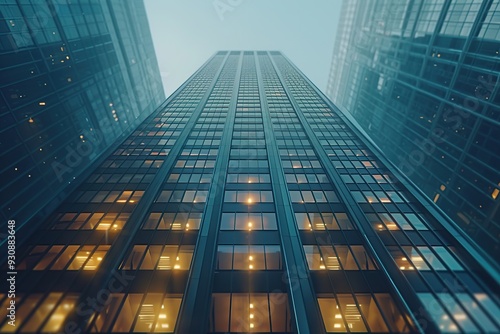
[1,51,498,333]
[326,0,500,262]
[0,0,164,240]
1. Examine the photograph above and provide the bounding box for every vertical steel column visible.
[62,52,230,332]
[268,53,433,334]
[175,52,243,333]
[255,53,325,334]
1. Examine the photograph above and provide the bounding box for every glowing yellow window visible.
[68,245,110,270]
[90,293,182,333]
[2,294,78,333]
[116,191,132,203]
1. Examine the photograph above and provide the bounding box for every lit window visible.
[220,212,277,230]
[19,245,109,270]
[68,245,109,270]
[303,245,376,271]
[295,212,354,231]
[209,293,290,333]
[223,191,274,203]
[216,245,282,270]
[120,245,194,270]
[143,212,202,230]
[388,246,430,271]
[368,213,401,231]
[318,294,409,333]
[89,293,181,333]
[0,294,78,333]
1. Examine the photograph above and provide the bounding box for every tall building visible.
[1,51,498,333]
[326,0,500,263]
[0,0,164,240]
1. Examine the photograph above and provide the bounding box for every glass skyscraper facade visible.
[1,51,498,333]
[326,0,500,263]
[0,0,164,239]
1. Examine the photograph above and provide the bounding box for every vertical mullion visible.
[175,52,243,333]
[256,52,325,334]
[62,52,230,332]
[268,52,432,334]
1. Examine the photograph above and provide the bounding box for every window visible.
[318,294,410,333]
[142,212,202,230]
[226,173,271,183]
[281,160,322,169]
[181,148,218,157]
[223,191,274,203]
[295,212,355,230]
[405,213,428,230]
[142,159,163,168]
[303,245,376,270]
[373,174,387,183]
[89,293,181,333]
[167,173,212,183]
[433,247,463,271]
[230,148,267,158]
[19,245,110,270]
[220,212,277,230]
[368,213,401,231]
[418,293,480,333]
[417,246,446,270]
[156,190,208,203]
[75,190,143,204]
[175,159,215,168]
[285,173,328,183]
[289,190,338,203]
[120,245,194,270]
[216,245,282,270]
[388,246,430,271]
[209,293,291,333]
[228,160,269,168]
[52,212,129,230]
[0,293,78,333]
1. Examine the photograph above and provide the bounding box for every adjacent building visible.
[0,0,164,239]
[1,51,498,334]
[326,0,500,263]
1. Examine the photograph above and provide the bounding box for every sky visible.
[143,0,342,97]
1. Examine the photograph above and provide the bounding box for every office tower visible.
[326,0,500,262]
[0,0,164,239]
[1,51,499,333]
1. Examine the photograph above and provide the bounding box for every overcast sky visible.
[144,0,342,97]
